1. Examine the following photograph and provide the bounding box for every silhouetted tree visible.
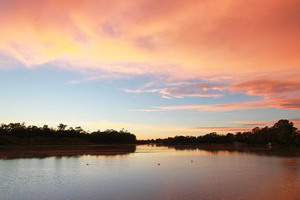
[225,133,235,143]
[0,119,299,146]
[75,126,84,133]
[57,123,67,131]
[272,119,298,146]
[0,123,137,145]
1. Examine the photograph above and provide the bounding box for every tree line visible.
[141,120,300,147]
[1,119,299,147]
[0,123,136,145]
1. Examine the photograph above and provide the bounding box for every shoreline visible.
[1,144,299,159]
[159,143,300,157]
[0,144,137,159]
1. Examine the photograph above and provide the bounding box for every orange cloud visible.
[0,0,299,81]
[230,120,274,127]
[231,119,300,129]
[1,0,300,113]
[269,97,300,110]
[230,79,300,110]
[189,126,251,133]
[125,76,300,110]
[191,119,300,133]
[231,79,300,96]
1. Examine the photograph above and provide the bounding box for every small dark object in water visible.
[158,163,160,165]
[191,160,193,162]
[86,164,89,165]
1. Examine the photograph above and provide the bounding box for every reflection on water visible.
[166,144,300,157]
[0,145,136,159]
[0,145,299,200]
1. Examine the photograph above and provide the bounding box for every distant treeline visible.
[0,123,136,145]
[141,120,300,147]
[1,119,299,147]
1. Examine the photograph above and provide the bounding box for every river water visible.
[0,145,299,200]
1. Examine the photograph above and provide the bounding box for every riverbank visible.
[1,143,299,159]
[161,143,300,157]
[0,144,136,159]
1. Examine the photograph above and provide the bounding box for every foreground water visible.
[0,145,300,200]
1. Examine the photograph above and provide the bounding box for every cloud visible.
[231,121,273,127]
[160,83,224,98]
[0,0,299,81]
[290,117,300,122]
[124,82,225,98]
[229,79,300,110]
[231,79,300,96]
[270,97,300,110]
[134,100,269,112]
[192,118,300,133]
[134,93,300,112]
[1,0,300,112]
[189,126,251,133]
[125,77,300,110]
[231,119,300,129]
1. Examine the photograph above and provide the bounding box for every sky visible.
[0,0,299,139]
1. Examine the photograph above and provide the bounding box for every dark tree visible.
[272,119,298,146]
[57,123,68,131]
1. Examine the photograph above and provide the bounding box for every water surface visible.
[0,145,299,200]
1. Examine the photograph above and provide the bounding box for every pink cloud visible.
[229,79,300,110]
[270,97,300,110]
[0,0,298,81]
[0,0,300,112]
[126,77,300,110]
[231,79,300,96]
[135,95,300,112]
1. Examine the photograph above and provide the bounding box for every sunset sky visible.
[0,0,299,139]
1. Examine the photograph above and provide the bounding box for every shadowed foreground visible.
[0,145,136,159]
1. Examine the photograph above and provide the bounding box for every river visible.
[0,145,299,200]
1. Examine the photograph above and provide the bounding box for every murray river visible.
[0,145,300,200]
